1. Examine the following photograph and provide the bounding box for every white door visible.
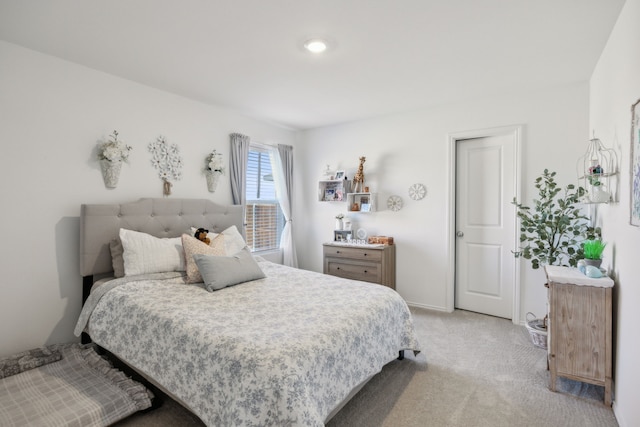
[455,134,516,319]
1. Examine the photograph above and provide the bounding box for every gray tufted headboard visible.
[80,198,244,278]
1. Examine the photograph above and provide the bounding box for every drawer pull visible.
[336,250,341,254]
[363,253,367,256]
[364,270,368,273]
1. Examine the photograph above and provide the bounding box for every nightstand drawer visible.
[323,246,382,261]
[323,243,395,289]
[326,260,381,283]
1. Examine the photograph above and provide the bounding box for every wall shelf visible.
[576,135,618,204]
[347,192,376,213]
[318,179,351,202]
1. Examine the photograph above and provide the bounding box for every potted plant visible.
[512,169,600,269]
[582,239,606,268]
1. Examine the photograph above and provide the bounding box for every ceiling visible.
[0,0,625,130]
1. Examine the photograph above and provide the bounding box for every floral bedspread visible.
[75,260,420,426]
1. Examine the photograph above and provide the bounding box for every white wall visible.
[589,0,640,425]
[296,83,589,320]
[0,41,295,357]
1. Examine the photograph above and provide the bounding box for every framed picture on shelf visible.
[360,203,371,212]
[334,170,345,180]
[324,188,335,201]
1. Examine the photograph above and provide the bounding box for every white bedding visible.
[75,260,420,426]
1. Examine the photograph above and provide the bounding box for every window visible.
[245,146,284,252]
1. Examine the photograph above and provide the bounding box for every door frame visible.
[446,125,523,324]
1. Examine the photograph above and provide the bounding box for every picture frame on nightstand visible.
[334,230,351,241]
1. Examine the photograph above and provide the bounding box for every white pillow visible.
[189,225,247,255]
[119,229,186,276]
[221,225,248,255]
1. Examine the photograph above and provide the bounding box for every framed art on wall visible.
[631,98,640,226]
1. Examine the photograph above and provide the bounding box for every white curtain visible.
[269,144,298,268]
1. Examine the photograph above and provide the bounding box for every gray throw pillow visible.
[109,238,125,278]
[194,248,265,292]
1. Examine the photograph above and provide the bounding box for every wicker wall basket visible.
[525,312,548,350]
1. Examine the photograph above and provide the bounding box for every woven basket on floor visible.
[525,312,548,350]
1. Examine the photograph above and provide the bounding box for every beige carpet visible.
[114,308,618,427]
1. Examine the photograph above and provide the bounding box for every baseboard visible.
[612,392,622,426]
[406,302,450,312]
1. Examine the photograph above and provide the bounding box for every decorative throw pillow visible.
[194,248,265,292]
[220,225,248,255]
[190,225,247,255]
[181,233,226,283]
[0,347,62,379]
[109,238,125,278]
[119,229,185,276]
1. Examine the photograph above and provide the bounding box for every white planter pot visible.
[335,219,343,230]
[590,185,610,203]
[206,171,222,192]
[583,258,603,268]
[100,159,122,189]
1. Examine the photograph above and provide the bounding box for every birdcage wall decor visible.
[576,133,618,203]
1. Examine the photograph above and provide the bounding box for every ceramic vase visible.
[335,218,343,230]
[206,171,222,192]
[100,159,122,189]
[590,185,610,203]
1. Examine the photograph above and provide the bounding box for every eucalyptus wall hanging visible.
[148,135,183,196]
[97,130,132,189]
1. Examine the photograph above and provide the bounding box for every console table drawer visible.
[323,246,382,261]
[322,244,395,289]
[326,260,381,283]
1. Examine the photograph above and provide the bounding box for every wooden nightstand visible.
[323,243,395,289]
[544,265,614,406]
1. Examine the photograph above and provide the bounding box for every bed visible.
[74,198,420,426]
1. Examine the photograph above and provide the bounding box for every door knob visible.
[456,231,464,237]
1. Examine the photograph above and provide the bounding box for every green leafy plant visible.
[583,240,606,260]
[512,169,600,269]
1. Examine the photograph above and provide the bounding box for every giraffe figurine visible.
[352,156,366,193]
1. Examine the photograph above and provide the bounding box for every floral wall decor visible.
[148,135,183,196]
[97,130,132,189]
[204,149,225,192]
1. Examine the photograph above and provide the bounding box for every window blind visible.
[246,147,283,252]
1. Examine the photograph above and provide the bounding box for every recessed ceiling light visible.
[304,39,328,53]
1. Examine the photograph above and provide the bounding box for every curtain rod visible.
[252,141,276,150]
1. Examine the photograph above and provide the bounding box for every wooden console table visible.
[323,243,395,289]
[544,265,614,406]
